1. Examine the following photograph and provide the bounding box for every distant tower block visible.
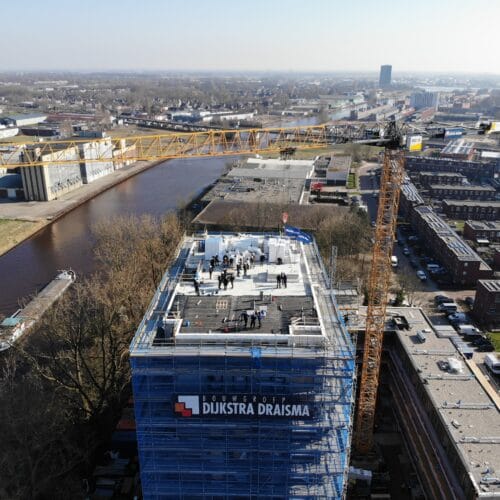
[379,65,392,88]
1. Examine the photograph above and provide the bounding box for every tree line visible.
[0,214,183,499]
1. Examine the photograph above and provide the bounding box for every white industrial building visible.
[112,141,137,170]
[3,114,47,127]
[78,137,114,183]
[0,126,19,139]
[326,155,352,186]
[19,137,131,201]
[20,144,83,201]
[227,157,315,180]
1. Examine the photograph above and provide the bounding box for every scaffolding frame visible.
[130,233,357,498]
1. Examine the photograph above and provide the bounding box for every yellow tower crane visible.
[0,120,407,452]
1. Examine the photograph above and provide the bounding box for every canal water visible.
[0,156,233,315]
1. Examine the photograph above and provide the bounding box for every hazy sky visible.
[2,0,499,74]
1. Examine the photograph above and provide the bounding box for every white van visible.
[456,324,480,337]
[485,354,500,375]
[438,302,458,313]
[391,256,398,268]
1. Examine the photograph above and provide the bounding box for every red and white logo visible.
[174,396,199,417]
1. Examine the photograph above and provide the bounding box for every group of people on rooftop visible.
[276,272,288,288]
[207,252,262,291]
[199,251,289,295]
[239,309,264,329]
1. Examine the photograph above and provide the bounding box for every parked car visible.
[427,264,444,274]
[403,247,410,256]
[477,341,495,352]
[457,324,480,336]
[371,220,376,227]
[435,295,453,305]
[448,312,468,325]
[438,302,458,313]
[472,336,489,346]
[464,296,475,307]
[409,257,419,268]
[416,270,427,281]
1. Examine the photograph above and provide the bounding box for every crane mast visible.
[355,149,405,453]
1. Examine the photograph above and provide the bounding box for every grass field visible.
[0,218,45,256]
[488,332,500,352]
[347,173,357,189]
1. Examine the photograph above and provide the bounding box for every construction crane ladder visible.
[354,149,405,453]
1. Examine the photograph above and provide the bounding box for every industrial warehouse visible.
[129,232,356,498]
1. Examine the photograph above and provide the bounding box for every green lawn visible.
[347,173,357,189]
[488,332,500,352]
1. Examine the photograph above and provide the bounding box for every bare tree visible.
[21,214,184,422]
[0,359,92,499]
[397,268,422,306]
[21,279,132,420]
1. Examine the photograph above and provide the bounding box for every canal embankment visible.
[0,158,165,257]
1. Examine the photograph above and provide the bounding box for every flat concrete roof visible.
[359,306,500,497]
[419,171,466,178]
[130,233,353,358]
[441,139,475,156]
[326,155,351,182]
[202,176,305,204]
[401,179,424,205]
[226,157,315,180]
[465,221,500,231]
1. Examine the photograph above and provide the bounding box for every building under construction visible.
[130,232,356,498]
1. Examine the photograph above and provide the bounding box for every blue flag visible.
[284,225,313,244]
